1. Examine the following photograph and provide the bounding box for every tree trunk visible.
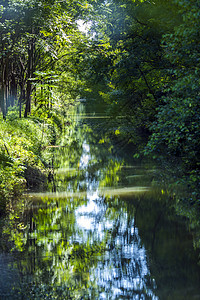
[2,62,6,119]
[19,85,25,118]
[10,71,17,107]
[19,57,25,118]
[24,37,35,117]
[5,56,9,114]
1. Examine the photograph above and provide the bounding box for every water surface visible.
[0,107,200,299]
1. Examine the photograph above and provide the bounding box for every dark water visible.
[0,106,200,299]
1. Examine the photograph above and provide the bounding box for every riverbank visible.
[0,109,66,215]
[0,109,200,299]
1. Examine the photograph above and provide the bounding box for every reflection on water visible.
[75,191,158,300]
[0,106,200,299]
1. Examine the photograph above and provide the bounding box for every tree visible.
[146,0,200,171]
[80,0,180,147]
[0,0,91,118]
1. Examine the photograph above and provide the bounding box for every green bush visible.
[0,115,52,212]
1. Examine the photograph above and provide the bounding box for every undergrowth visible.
[0,109,63,215]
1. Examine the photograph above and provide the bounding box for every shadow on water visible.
[0,104,200,299]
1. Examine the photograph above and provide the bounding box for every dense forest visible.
[1,0,199,203]
[0,0,200,298]
[0,0,200,243]
[0,0,89,209]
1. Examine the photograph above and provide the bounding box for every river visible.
[0,104,200,299]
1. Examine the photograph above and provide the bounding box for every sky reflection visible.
[72,143,158,299]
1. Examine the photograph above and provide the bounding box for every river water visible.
[0,105,200,299]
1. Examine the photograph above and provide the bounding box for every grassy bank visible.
[0,109,63,215]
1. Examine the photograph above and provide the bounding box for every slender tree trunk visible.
[2,62,6,119]
[19,94,22,118]
[24,36,35,117]
[19,57,25,118]
[11,71,17,107]
[0,41,5,118]
[0,56,4,117]
[5,57,9,113]
[19,85,25,118]
[24,42,33,117]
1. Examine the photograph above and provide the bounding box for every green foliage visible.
[146,0,200,169]
[0,164,25,213]
[83,0,200,181]
[0,113,51,211]
[0,0,91,118]
[80,0,181,148]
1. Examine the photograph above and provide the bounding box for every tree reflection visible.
[0,106,200,299]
